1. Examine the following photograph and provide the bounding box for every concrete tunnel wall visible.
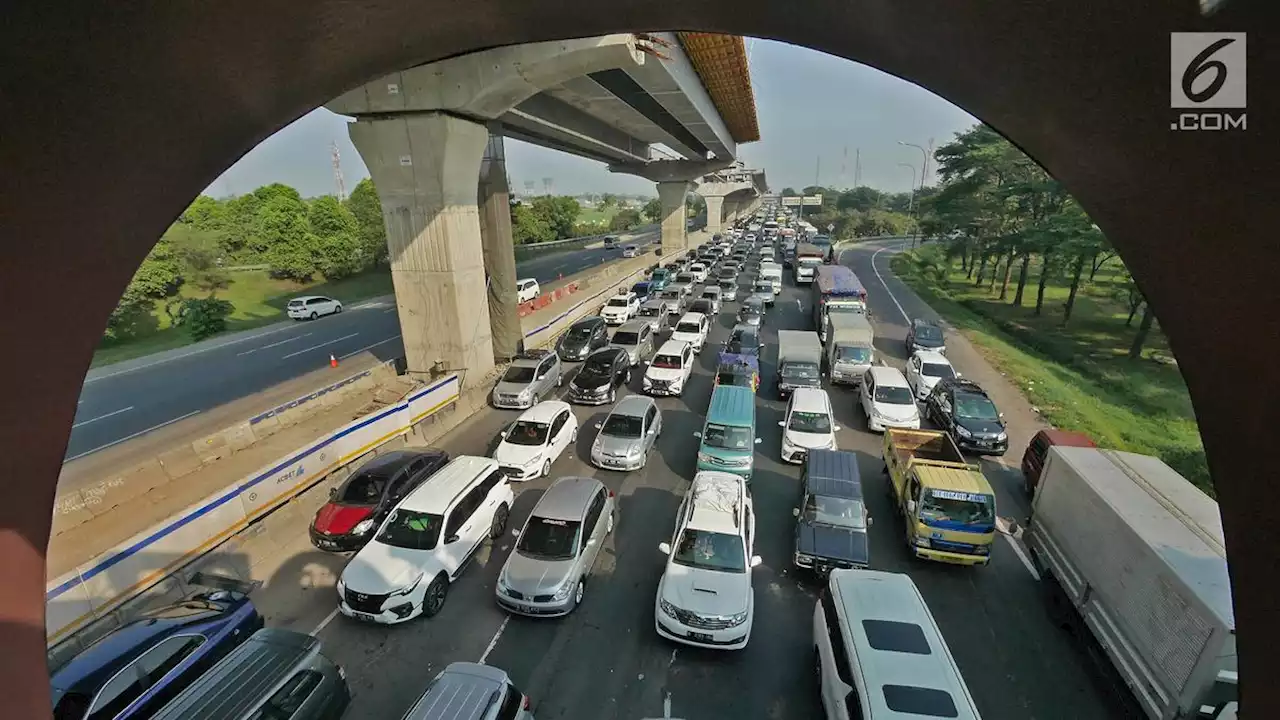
[0,1,1276,717]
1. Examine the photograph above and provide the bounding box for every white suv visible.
[654,471,760,650]
[337,456,513,624]
[643,339,695,397]
[859,366,921,432]
[516,278,541,304]
[779,387,840,464]
[287,295,342,320]
[600,292,640,325]
[670,312,710,353]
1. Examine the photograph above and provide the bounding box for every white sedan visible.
[904,349,958,401]
[492,401,579,481]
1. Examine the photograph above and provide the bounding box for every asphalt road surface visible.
[68,234,658,461]
[250,239,1142,720]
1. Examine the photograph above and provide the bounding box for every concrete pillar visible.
[349,112,494,384]
[657,181,690,255]
[704,195,725,235]
[478,130,521,362]
[724,199,740,226]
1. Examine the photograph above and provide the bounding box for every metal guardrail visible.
[512,224,658,261]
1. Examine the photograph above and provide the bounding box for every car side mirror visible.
[833,426,841,432]
[658,542,672,555]
[594,422,603,429]
[750,556,763,568]
[499,429,509,439]
[445,533,461,544]
[329,487,338,499]
[999,412,1005,419]
[754,437,763,444]
[777,420,785,427]
[692,431,702,438]
[906,500,917,514]
[867,516,874,526]
[511,528,521,538]
[792,507,800,518]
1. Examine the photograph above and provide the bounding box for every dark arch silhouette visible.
[1,1,1275,716]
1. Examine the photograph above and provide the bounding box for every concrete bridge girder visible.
[697,180,755,234]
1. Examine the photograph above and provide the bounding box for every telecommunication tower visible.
[331,141,347,201]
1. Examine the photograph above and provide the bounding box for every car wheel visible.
[422,574,449,618]
[556,374,563,388]
[574,579,586,607]
[625,369,633,384]
[310,311,318,320]
[490,503,510,539]
[570,426,578,442]
[334,304,342,314]
[606,511,615,534]
[641,450,649,468]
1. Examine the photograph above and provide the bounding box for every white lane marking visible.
[1002,534,1041,580]
[65,410,201,462]
[72,406,134,428]
[83,325,296,384]
[478,615,510,665]
[237,332,313,356]
[870,244,912,323]
[339,335,402,360]
[281,333,360,360]
[310,607,341,636]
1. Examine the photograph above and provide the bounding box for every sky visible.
[208,38,977,200]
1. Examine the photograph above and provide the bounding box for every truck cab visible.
[883,429,996,566]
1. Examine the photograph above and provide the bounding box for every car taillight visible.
[523,695,532,710]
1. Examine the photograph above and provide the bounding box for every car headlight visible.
[625,445,643,458]
[523,454,544,468]
[794,551,813,567]
[914,536,931,548]
[996,431,1008,442]
[518,388,533,398]
[697,452,713,465]
[392,573,424,597]
[956,425,973,438]
[659,598,680,618]
[336,577,346,596]
[728,609,749,627]
[975,545,991,555]
[351,518,375,535]
[554,580,574,601]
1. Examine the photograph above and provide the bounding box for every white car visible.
[337,456,513,624]
[492,400,578,481]
[670,312,710,354]
[779,388,839,464]
[689,263,709,283]
[600,292,640,325]
[287,295,342,320]
[904,349,958,401]
[643,339,695,397]
[858,366,922,432]
[654,471,759,651]
[622,244,639,258]
[516,278,541,304]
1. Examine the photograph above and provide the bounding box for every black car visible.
[722,324,763,358]
[905,317,946,355]
[792,449,869,578]
[568,347,631,405]
[630,281,655,303]
[556,316,610,361]
[309,448,450,552]
[924,378,1009,455]
[689,298,716,317]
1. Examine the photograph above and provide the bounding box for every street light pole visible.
[898,163,919,248]
[897,141,929,192]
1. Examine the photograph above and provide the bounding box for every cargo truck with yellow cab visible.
[882,429,996,566]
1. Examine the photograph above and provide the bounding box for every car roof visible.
[610,394,655,418]
[939,377,988,396]
[517,277,537,284]
[516,400,570,424]
[805,450,863,499]
[585,346,626,362]
[290,295,328,302]
[640,298,667,308]
[789,387,832,413]
[676,311,707,324]
[532,476,604,520]
[355,448,446,476]
[404,662,510,720]
[655,339,691,355]
[398,456,499,514]
[869,365,911,387]
[912,317,941,328]
[687,471,747,534]
[912,350,951,364]
[571,316,605,329]
[509,355,545,368]
[615,319,649,333]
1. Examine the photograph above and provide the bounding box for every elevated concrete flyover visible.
[696,163,768,234]
[326,32,759,386]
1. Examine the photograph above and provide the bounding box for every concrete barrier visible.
[511,224,657,262]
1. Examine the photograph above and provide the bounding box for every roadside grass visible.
[91,268,393,369]
[891,249,1210,493]
[578,206,621,224]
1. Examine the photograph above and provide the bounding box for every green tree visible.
[780,187,799,197]
[176,297,234,341]
[642,198,663,223]
[308,196,364,279]
[599,193,617,210]
[511,203,555,245]
[169,224,229,296]
[610,208,642,231]
[345,178,387,266]
[258,196,315,276]
[267,232,322,281]
[528,196,581,239]
[687,194,706,217]
[179,195,228,231]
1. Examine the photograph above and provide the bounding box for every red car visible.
[1020,429,1096,497]
[309,448,450,552]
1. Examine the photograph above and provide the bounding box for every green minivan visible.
[694,385,761,480]
[649,268,672,291]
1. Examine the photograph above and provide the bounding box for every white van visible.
[814,569,981,720]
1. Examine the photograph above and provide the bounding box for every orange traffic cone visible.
[330,354,339,368]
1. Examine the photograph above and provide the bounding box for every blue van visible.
[694,385,760,479]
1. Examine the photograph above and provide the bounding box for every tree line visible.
[510,194,662,245]
[778,185,920,239]
[915,124,1156,358]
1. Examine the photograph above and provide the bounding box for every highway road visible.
[67,232,658,461]
[245,239,1142,720]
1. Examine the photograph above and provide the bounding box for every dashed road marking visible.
[478,615,510,665]
[870,243,913,323]
[72,406,134,428]
[281,332,360,360]
[310,607,341,636]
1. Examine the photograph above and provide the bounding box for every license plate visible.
[353,611,378,622]
[689,631,714,643]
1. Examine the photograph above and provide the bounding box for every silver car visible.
[718,279,739,302]
[495,476,615,617]
[492,350,562,409]
[636,299,671,334]
[749,280,774,308]
[738,297,765,327]
[610,320,656,366]
[590,395,663,471]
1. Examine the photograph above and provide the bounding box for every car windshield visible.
[506,420,550,446]
[652,353,683,370]
[719,280,735,289]
[803,494,866,529]
[955,392,1001,421]
[677,274,694,284]
[754,283,772,293]
[701,423,753,450]
[335,469,389,504]
[602,413,644,438]
[672,528,746,573]
[675,322,702,335]
[607,298,629,308]
[725,330,759,354]
[517,516,581,560]
[914,324,943,342]
[835,345,872,363]
[502,366,536,383]
[631,284,648,294]
[788,410,832,434]
[567,325,593,339]
[661,290,680,300]
[782,362,820,379]
[920,489,996,526]
[702,291,717,300]
[922,362,956,379]
[874,385,916,405]
[582,355,615,376]
[375,509,443,551]
[613,331,640,346]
